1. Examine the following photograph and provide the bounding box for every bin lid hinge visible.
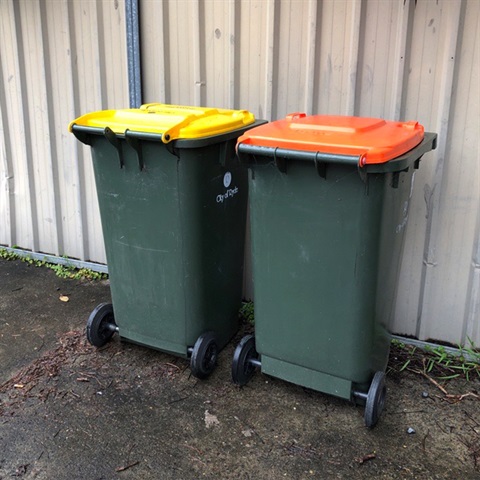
[219,141,227,167]
[125,130,145,171]
[219,139,237,167]
[314,153,327,179]
[104,127,124,169]
[357,164,369,190]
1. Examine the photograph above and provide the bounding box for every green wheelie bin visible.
[69,103,264,379]
[232,113,437,426]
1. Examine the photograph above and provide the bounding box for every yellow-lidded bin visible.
[70,103,264,379]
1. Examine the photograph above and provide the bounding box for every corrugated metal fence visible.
[0,0,478,346]
[0,0,128,265]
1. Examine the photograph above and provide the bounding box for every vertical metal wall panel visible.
[70,1,106,264]
[274,0,315,117]
[0,4,14,248]
[44,1,83,259]
[462,0,480,344]
[313,0,361,116]
[236,0,273,119]
[0,58,13,247]
[1,0,35,251]
[0,0,478,345]
[102,1,129,109]
[140,0,167,103]
[17,0,59,256]
[356,0,402,118]
[202,0,236,108]
[0,83,8,238]
[161,0,198,105]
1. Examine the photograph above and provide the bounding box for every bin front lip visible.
[70,120,267,148]
[237,132,437,173]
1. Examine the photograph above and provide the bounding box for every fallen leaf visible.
[204,410,220,428]
[59,295,69,302]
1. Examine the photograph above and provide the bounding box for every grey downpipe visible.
[125,0,142,108]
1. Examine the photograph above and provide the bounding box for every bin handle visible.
[104,127,124,169]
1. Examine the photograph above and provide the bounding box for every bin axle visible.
[248,357,261,368]
[352,390,368,401]
[106,323,120,333]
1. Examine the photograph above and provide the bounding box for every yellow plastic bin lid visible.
[69,103,256,144]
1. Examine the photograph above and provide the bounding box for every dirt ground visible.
[0,258,479,479]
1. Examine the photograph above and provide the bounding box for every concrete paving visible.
[0,258,479,479]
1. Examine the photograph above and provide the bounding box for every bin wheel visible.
[364,371,386,428]
[86,303,117,348]
[232,334,259,386]
[190,332,218,379]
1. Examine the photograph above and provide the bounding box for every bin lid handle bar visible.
[159,108,219,144]
[237,144,364,166]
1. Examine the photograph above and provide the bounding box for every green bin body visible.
[237,115,437,400]
[71,105,264,357]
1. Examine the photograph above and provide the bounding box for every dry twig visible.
[356,453,376,464]
[115,461,139,472]
[410,369,480,403]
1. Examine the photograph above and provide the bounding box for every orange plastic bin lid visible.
[237,113,425,165]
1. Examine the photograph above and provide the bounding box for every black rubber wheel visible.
[86,303,117,348]
[232,334,259,386]
[190,331,218,379]
[364,371,387,428]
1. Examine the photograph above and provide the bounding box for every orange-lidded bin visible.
[232,113,437,428]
